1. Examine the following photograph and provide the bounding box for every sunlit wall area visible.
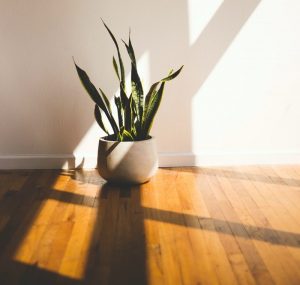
[190,0,300,165]
[0,0,299,168]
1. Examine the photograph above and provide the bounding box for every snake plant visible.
[74,20,183,141]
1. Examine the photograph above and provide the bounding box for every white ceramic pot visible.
[97,136,158,184]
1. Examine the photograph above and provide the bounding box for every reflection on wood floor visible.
[1,166,300,284]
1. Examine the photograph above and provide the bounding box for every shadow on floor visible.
[164,167,300,187]
[1,169,300,285]
[0,171,146,285]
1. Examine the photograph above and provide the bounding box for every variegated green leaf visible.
[75,22,183,142]
[122,129,134,141]
[122,38,144,130]
[161,65,184,82]
[142,82,165,136]
[143,82,160,122]
[131,63,144,122]
[142,65,184,129]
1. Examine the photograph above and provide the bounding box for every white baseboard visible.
[0,154,95,169]
[0,151,300,169]
[159,151,300,167]
[193,151,300,166]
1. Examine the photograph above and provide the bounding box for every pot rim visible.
[99,135,155,143]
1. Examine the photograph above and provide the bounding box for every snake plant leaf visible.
[123,93,132,131]
[122,39,144,127]
[128,32,136,64]
[122,38,136,66]
[130,93,137,130]
[101,19,125,88]
[143,82,160,121]
[74,60,119,135]
[74,61,106,110]
[117,130,123,142]
[131,62,144,123]
[98,88,119,134]
[117,126,134,141]
[94,104,109,135]
[131,64,143,128]
[99,88,112,113]
[161,65,184,82]
[113,54,128,109]
[75,22,183,142]
[112,56,120,80]
[131,95,138,125]
[114,96,124,129]
[122,129,134,141]
[142,65,184,125]
[117,86,128,131]
[102,21,129,131]
[120,85,129,109]
[142,82,165,136]
[131,125,137,137]
[134,120,142,139]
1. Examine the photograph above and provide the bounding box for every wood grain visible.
[0,166,300,284]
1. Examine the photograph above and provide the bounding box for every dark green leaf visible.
[101,19,125,87]
[99,88,112,113]
[120,84,129,109]
[94,105,109,134]
[122,37,136,66]
[73,60,118,135]
[117,131,123,142]
[98,88,119,134]
[74,60,106,109]
[128,32,136,65]
[124,93,132,131]
[112,56,120,80]
[114,96,124,129]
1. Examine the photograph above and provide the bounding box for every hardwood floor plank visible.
[218,166,300,284]
[202,168,275,285]
[1,167,300,285]
[195,169,256,285]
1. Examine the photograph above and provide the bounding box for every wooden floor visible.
[0,166,300,285]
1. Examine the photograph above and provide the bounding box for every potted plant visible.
[74,20,183,184]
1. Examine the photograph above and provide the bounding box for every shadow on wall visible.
[0,0,260,167]
[71,0,261,167]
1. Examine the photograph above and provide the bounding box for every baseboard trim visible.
[159,151,300,167]
[0,151,300,169]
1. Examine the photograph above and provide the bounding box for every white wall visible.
[0,0,300,168]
